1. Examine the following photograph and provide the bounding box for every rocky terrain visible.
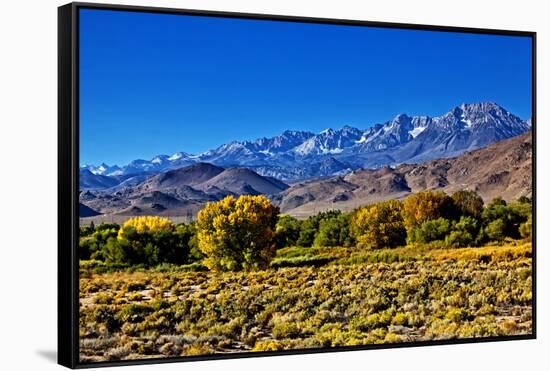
[272,132,532,217]
[80,131,532,220]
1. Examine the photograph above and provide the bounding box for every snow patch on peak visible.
[168,152,184,161]
[460,112,473,128]
[408,126,427,138]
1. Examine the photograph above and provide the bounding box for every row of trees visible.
[274,190,531,250]
[79,191,532,272]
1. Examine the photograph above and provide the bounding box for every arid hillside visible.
[273,132,532,218]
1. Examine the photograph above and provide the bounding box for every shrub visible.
[444,216,479,247]
[115,231,187,266]
[351,200,406,249]
[445,230,474,248]
[445,308,473,322]
[402,190,456,232]
[252,341,285,352]
[410,218,451,244]
[272,321,300,339]
[196,195,279,271]
[270,255,335,268]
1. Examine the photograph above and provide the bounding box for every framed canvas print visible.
[58,2,536,368]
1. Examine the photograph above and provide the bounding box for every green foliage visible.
[519,215,532,240]
[296,218,317,247]
[445,231,473,248]
[78,189,531,274]
[445,216,479,247]
[482,197,528,240]
[296,210,342,247]
[516,196,532,204]
[96,223,121,232]
[196,195,279,271]
[107,226,189,266]
[314,213,354,247]
[271,255,336,268]
[410,218,451,244]
[485,219,506,241]
[452,190,484,219]
[78,225,119,260]
[275,215,302,248]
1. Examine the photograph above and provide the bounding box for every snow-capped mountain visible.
[198,130,315,165]
[353,114,432,153]
[81,102,530,185]
[116,152,196,175]
[293,126,363,155]
[81,163,122,176]
[383,102,530,165]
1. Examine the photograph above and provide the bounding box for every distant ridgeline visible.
[79,102,531,219]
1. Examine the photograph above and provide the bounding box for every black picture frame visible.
[58,2,537,368]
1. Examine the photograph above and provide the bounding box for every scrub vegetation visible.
[79,192,533,362]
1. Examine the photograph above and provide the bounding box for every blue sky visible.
[79,8,533,166]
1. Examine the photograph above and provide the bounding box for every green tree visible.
[104,216,189,266]
[275,215,302,248]
[445,216,479,247]
[296,210,342,247]
[314,213,354,247]
[351,200,406,249]
[482,197,527,239]
[410,217,451,244]
[485,219,506,241]
[196,195,279,271]
[452,190,484,219]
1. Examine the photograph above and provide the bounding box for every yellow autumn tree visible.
[117,215,174,239]
[351,199,406,249]
[196,195,279,272]
[402,190,455,232]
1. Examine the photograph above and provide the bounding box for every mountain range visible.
[81,102,529,186]
[80,131,532,219]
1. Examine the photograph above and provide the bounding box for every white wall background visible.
[0,0,546,369]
